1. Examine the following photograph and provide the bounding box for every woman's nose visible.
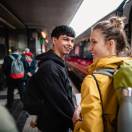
[88,44,93,52]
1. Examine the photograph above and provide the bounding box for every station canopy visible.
[0,0,84,35]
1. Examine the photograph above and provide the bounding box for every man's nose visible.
[68,40,74,46]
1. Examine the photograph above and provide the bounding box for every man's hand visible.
[27,72,32,77]
[72,105,81,125]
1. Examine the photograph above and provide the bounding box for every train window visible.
[74,46,80,56]
[82,41,93,60]
[84,51,93,60]
[68,45,80,58]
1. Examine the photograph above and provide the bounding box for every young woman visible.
[73,16,129,132]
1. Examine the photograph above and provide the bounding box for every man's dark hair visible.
[51,25,76,38]
[11,46,18,52]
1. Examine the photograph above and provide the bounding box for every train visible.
[66,0,132,90]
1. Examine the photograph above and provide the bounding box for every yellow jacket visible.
[74,56,129,132]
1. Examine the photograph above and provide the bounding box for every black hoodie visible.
[32,50,75,131]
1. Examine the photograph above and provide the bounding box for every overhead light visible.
[41,31,47,39]
[45,39,48,43]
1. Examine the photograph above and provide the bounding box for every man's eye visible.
[62,37,74,43]
[63,38,68,41]
[71,40,74,43]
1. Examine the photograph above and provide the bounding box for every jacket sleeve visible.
[74,75,103,132]
[29,59,37,74]
[36,62,75,128]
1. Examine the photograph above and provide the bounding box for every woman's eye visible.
[93,40,97,44]
[90,40,97,44]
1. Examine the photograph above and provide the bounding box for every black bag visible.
[23,73,44,115]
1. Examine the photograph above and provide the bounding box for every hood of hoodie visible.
[88,56,130,74]
[36,50,65,67]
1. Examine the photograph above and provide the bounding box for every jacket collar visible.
[87,56,129,74]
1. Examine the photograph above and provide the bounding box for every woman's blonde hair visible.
[92,16,129,54]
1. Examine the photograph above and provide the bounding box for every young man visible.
[24,25,76,132]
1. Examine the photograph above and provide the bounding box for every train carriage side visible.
[123,0,132,46]
[66,0,132,90]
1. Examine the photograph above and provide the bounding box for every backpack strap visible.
[92,68,115,116]
[9,55,15,60]
[10,54,21,60]
[17,55,22,60]
[92,74,104,115]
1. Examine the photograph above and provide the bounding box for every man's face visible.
[53,35,75,58]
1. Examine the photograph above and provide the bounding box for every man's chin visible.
[63,50,70,54]
[64,52,70,55]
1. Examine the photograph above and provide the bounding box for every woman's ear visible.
[107,39,116,49]
[107,39,117,54]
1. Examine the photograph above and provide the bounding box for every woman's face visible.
[89,29,111,61]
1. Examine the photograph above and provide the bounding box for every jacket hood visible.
[88,56,130,74]
[36,50,65,67]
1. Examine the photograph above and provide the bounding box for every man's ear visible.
[52,37,57,46]
[52,37,56,43]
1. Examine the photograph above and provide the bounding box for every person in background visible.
[2,46,25,109]
[17,48,37,132]
[23,48,33,58]
[14,48,37,132]
[73,16,130,132]
[22,48,37,89]
[24,25,76,132]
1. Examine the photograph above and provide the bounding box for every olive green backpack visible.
[93,60,132,100]
[92,60,132,132]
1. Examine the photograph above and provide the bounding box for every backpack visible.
[9,55,24,79]
[93,60,132,132]
[23,73,44,115]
